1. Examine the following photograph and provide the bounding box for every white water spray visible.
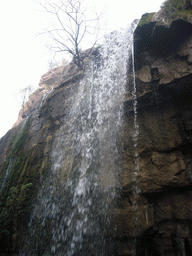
[29,23,138,256]
[131,24,140,195]
[129,21,141,246]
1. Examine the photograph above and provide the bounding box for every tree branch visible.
[38,0,102,69]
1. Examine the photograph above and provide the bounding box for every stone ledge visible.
[134,18,192,69]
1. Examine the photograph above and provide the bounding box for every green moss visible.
[162,3,192,22]
[0,117,46,252]
[10,118,30,158]
[162,0,186,16]
[135,1,192,34]
[137,13,155,27]
[30,217,54,255]
[160,0,192,22]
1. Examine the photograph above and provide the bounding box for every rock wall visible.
[0,62,85,254]
[0,16,192,256]
[114,18,192,256]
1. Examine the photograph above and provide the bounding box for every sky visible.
[0,0,165,138]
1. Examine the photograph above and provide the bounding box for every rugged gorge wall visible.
[0,16,192,256]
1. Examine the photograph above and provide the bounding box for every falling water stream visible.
[130,22,140,194]
[29,22,139,255]
[130,22,141,243]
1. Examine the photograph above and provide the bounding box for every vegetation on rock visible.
[161,0,192,21]
[0,117,45,252]
[136,0,192,30]
[136,12,155,28]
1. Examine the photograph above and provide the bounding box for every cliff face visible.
[116,17,192,255]
[0,62,85,254]
[0,16,192,256]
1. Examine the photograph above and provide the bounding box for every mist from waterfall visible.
[28,22,138,256]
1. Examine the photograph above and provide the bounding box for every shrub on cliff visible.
[161,0,192,20]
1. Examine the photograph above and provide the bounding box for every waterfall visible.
[0,158,14,192]
[131,23,140,196]
[40,87,54,107]
[29,22,138,256]
[130,22,141,241]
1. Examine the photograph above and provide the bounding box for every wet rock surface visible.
[117,18,192,256]
[0,16,192,256]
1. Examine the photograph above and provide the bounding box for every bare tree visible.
[39,0,102,70]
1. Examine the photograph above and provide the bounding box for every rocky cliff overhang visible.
[134,17,192,69]
[114,16,192,255]
[123,17,192,113]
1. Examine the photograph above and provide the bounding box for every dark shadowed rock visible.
[116,15,192,256]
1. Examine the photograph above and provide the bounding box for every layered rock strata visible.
[115,17,192,256]
[0,16,192,256]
